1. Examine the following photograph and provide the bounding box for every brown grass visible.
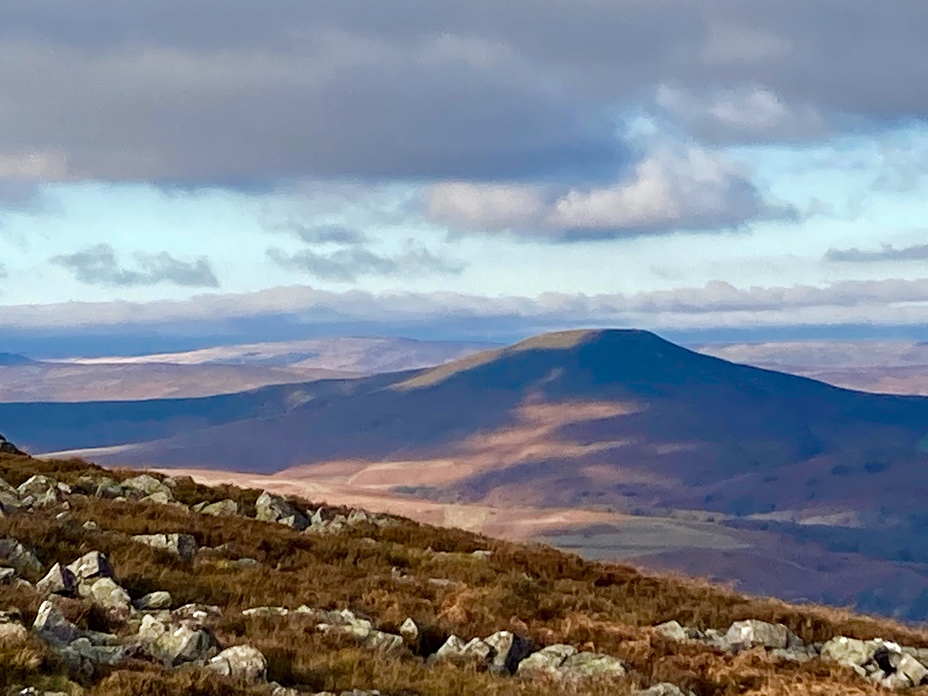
[2,452,928,695]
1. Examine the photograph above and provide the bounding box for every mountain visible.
[0,352,37,366]
[1,451,927,695]
[44,329,928,517]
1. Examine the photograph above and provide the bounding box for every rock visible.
[172,603,222,623]
[655,620,688,642]
[82,520,100,531]
[725,620,791,650]
[0,567,16,584]
[433,635,468,660]
[484,630,533,674]
[56,637,129,678]
[638,684,695,696]
[0,611,29,640]
[0,538,42,576]
[200,499,240,516]
[0,477,23,513]
[560,651,627,678]
[0,434,24,455]
[255,491,309,530]
[17,475,61,505]
[471,550,493,560]
[896,653,928,686]
[242,606,290,618]
[122,474,173,499]
[134,591,172,610]
[33,600,81,645]
[132,533,198,560]
[461,637,493,661]
[516,644,577,676]
[146,620,219,667]
[85,577,133,622]
[36,562,78,596]
[399,617,419,644]
[67,551,114,582]
[821,636,876,667]
[207,645,268,684]
[141,492,179,506]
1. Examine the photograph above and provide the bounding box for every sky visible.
[2,2,928,356]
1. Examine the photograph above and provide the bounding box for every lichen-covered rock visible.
[134,591,172,611]
[725,620,791,650]
[896,653,928,687]
[516,644,577,676]
[17,475,61,504]
[560,651,627,678]
[145,620,219,667]
[821,636,876,667]
[67,551,113,582]
[122,474,173,499]
[199,499,240,516]
[207,645,267,684]
[0,538,42,576]
[655,620,688,642]
[255,491,308,530]
[33,600,81,645]
[484,631,533,674]
[36,562,78,596]
[433,635,467,661]
[399,617,419,644]
[0,476,23,513]
[84,577,133,622]
[132,533,198,560]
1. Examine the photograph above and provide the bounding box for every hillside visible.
[3,448,928,695]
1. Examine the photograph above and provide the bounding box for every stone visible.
[0,477,23,514]
[85,577,133,622]
[516,644,577,676]
[399,617,419,643]
[484,630,533,674]
[207,645,268,684]
[67,551,113,582]
[433,635,467,660]
[655,620,688,642]
[461,638,494,661]
[82,520,99,531]
[147,621,219,667]
[132,533,198,560]
[0,567,16,584]
[896,653,928,686]
[637,685,694,696]
[134,591,172,611]
[36,562,77,596]
[256,491,309,530]
[172,603,222,623]
[821,636,876,667]
[141,492,178,506]
[0,538,42,576]
[560,651,627,678]
[17,475,61,504]
[122,474,173,499]
[725,620,791,650]
[33,600,80,645]
[243,606,290,618]
[200,499,240,516]
[0,611,28,640]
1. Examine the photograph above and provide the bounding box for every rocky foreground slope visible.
[2,445,928,694]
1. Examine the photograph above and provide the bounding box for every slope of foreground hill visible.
[3,449,928,694]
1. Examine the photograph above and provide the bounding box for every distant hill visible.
[0,352,37,366]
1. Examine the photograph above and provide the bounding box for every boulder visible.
[132,533,198,560]
[516,644,578,676]
[0,611,29,640]
[199,499,240,516]
[67,551,114,582]
[255,491,309,530]
[820,636,876,667]
[655,620,688,642]
[17,475,61,507]
[207,645,268,684]
[484,630,533,674]
[560,651,627,678]
[433,635,467,661]
[122,474,173,499]
[134,591,172,611]
[896,653,928,686]
[725,620,791,650]
[0,567,16,584]
[33,600,81,645]
[36,563,78,596]
[461,638,493,661]
[0,477,23,513]
[399,617,419,644]
[146,620,219,667]
[84,577,133,622]
[0,538,42,576]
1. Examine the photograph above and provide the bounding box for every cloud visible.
[0,262,6,279]
[51,244,220,288]
[427,145,797,240]
[2,2,928,188]
[826,243,928,263]
[277,223,370,246]
[267,245,464,282]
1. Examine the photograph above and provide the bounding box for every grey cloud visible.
[826,243,928,263]
[267,245,463,282]
[285,224,369,246]
[1,1,928,187]
[51,244,219,288]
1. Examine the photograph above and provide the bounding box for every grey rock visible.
[17,475,60,502]
[725,620,791,650]
[33,600,81,645]
[84,577,133,622]
[655,620,688,642]
[516,644,577,675]
[172,603,222,623]
[141,491,180,506]
[461,637,493,661]
[820,636,877,667]
[256,491,309,530]
[896,653,928,686]
[560,651,627,678]
[200,499,240,516]
[399,617,419,643]
[147,621,219,667]
[67,550,113,582]
[0,476,23,513]
[638,684,695,696]
[132,533,198,560]
[0,566,17,584]
[36,562,78,596]
[0,538,42,576]
[134,591,172,610]
[484,630,533,674]
[207,645,268,684]
[82,520,100,531]
[122,474,173,499]
[433,635,467,660]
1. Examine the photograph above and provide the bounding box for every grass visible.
[1,452,927,695]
